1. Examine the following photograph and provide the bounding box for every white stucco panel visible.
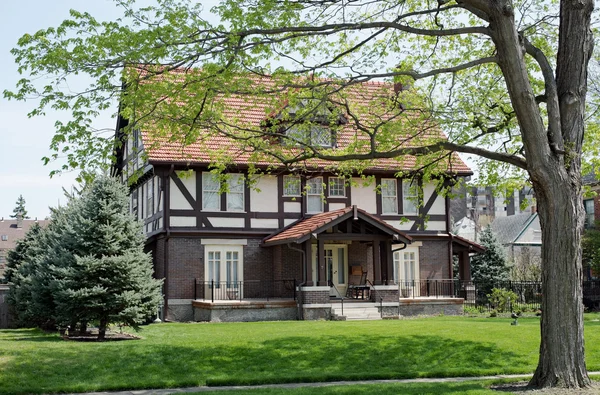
[170,178,194,210]
[251,218,279,229]
[385,219,415,231]
[423,221,446,231]
[170,216,197,227]
[284,201,301,213]
[423,182,445,215]
[328,203,347,211]
[284,218,298,226]
[250,176,278,213]
[351,178,377,214]
[207,217,245,228]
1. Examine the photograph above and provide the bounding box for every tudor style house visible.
[114,67,483,322]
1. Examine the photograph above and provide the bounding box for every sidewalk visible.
[59,374,540,395]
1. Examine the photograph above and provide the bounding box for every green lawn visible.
[1,316,600,395]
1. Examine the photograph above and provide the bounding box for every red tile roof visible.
[263,206,411,245]
[131,66,472,175]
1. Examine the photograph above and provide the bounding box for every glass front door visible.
[312,244,348,297]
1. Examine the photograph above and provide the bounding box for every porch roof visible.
[451,233,485,253]
[262,205,412,246]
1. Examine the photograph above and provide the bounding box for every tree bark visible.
[485,0,593,388]
[98,318,107,341]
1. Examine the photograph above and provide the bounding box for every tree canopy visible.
[10,195,29,219]
[3,0,596,388]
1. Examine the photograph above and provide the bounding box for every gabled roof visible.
[262,206,412,246]
[450,233,486,253]
[491,213,538,245]
[130,66,472,175]
[0,219,48,250]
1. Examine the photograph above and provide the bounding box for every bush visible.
[487,288,518,313]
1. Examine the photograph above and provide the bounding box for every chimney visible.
[17,214,23,228]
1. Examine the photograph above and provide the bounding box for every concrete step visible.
[331,304,381,321]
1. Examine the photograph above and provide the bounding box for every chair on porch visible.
[346,266,370,299]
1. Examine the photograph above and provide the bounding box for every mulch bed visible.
[62,328,140,342]
[492,382,600,394]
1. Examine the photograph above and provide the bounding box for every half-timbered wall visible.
[164,168,448,233]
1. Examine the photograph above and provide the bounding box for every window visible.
[381,179,397,214]
[131,189,139,218]
[402,180,418,214]
[307,177,324,213]
[394,247,420,297]
[202,173,221,211]
[328,177,345,197]
[204,245,244,297]
[585,199,595,228]
[1,235,7,241]
[226,174,245,212]
[146,178,154,219]
[283,175,301,196]
[284,125,333,147]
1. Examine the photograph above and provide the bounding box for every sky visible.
[0,1,124,219]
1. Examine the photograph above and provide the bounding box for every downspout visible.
[163,165,173,321]
[287,243,306,320]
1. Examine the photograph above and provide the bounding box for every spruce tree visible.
[10,195,30,219]
[52,177,162,340]
[471,225,510,285]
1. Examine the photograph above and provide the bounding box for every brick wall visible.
[167,237,203,299]
[281,244,304,281]
[348,242,373,282]
[244,238,273,282]
[300,288,330,304]
[419,240,451,279]
[370,286,399,302]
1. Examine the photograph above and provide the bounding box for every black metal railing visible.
[457,280,543,313]
[194,279,296,302]
[398,279,456,299]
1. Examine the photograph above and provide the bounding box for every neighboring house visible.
[114,66,484,322]
[583,173,600,229]
[491,212,541,281]
[0,216,48,281]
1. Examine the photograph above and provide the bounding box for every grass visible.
[1,315,600,394]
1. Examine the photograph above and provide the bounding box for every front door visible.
[312,244,348,297]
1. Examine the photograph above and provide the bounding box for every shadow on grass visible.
[0,331,530,395]
[0,328,62,342]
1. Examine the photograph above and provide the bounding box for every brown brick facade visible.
[419,240,451,280]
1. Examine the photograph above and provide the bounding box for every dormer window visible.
[284,125,333,148]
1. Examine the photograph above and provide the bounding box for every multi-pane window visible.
[283,175,301,196]
[311,126,332,147]
[226,251,239,287]
[328,177,345,197]
[207,251,221,284]
[226,174,245,212]
[284,125,332,147]
[307,177,324,213]
[381,179,397,214]
[131,189,139,218]
[402,180,418,214]
[585,199,595,228]
[205,245,244,296]
[202,173,221,211]
[146,178,154,219]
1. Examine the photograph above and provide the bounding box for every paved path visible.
[55,372,600,395]
[57,374,539,395]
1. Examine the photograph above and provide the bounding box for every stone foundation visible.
[193,300,297,322]
[299,286,331,320]
[398,298,463,316]
[166,299,195,322]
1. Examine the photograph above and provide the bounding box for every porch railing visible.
[194,279,296,302]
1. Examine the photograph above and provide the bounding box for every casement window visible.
[381,179,398,214]
[205,245,243,292]
[226,174,245,212]
[402,180,418,215]
[328,177,345,197]
[202,173,221,211]
[146,178,154,219]
[203,172,245,212]
[284,125,333,148]
[584,199,595,228]
[394,247,420,296]
[307,177,324,213]
[283,175,301,197]
[131,189,139,218]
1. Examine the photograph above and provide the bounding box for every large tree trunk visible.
[530,174,590,388]
[486,0,594,388]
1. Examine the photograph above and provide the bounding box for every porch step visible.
[331,303,382,321]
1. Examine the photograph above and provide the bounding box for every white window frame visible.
[381,179,398,214]
[393,247,420,297]
[283,175,301,197]
[202,172,221,211]
[584,199,595,227]
[306,177,324,214]
[204,245,244,297]
[226,174,245,212]
[146,178,154,219]
[328,177,345,197]
[402,180,418,215]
